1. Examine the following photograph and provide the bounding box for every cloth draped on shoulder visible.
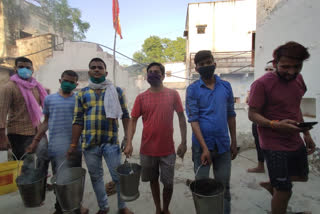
[10,74,47,127]
[88,79,123,119]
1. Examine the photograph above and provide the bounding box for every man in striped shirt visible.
[27,70,88,214]
[68,58,133,214]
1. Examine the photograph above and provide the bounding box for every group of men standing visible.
[0,40,316,214]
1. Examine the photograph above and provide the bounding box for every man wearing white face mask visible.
[0,57,47,159]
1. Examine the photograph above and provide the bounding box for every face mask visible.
[17,68,32,79]
[147,72,162,86]
[61,81,77,93]
[198,65,215,80]
[90,75,106,84]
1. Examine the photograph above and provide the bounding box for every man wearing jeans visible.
[186,50,238,214]
[68,58,133,214]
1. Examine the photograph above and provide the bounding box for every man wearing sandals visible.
[185,50,238,214]
[68,58,133,214]
[26,70,88,214]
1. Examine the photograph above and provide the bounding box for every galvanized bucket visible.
[51,167,86,212]
[15,152,47,207]
[16,168,47,207]
[190,178,225,214]
[116,160,141,202]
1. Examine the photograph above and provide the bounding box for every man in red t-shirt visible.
[124,62,187,214]
[248,41,316,214]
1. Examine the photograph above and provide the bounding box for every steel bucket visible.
[116,161,141,201]
[190,178,225,214]
[51,167,86,212]
[16,169,47,207]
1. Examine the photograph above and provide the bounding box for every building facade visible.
[255,0,320,148]
[184,0,256,102]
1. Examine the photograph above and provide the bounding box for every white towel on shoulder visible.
[88,79,123,119]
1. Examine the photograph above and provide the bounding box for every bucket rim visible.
[116,163,141,176]
[16,174,46,185]
[53,167,86,185]
[189,179,225,198]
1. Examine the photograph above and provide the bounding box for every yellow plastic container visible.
[0,161,22,195]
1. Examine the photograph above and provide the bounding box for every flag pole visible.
[112,29,117,85]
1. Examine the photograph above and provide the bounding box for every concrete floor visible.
[0,148,319,214]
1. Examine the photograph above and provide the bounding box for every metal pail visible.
[51,167,86,212]
[16,169,47,207]
[190,178,225,214]
[116,162,141,201]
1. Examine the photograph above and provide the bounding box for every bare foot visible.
[259,181,273,195]
[247,167,265,173]
[119,207,134,214]
[155,209,162,214]
[163,210,171,214]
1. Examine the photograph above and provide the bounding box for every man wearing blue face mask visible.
[186,50,237,214]
[0,57,48,159]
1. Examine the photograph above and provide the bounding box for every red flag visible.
[112,0,123,39]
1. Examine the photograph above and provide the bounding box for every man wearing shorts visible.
[124,62,187,214]
[248,41,316,214]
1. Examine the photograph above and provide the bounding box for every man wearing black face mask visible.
[248,41,315,214]
[124,62,187,214]
[185,50,237,214]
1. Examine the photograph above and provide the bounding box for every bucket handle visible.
[192,164,204,194]
[56,158,67,174]
[124,158,134,174]
[11,151,31,176]
[195,164,204,179]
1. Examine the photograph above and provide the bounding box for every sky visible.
[68,0,211,65]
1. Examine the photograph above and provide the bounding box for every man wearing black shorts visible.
[248,41,316,214]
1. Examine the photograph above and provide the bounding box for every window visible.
[196,25,207,34]
[301,98,316,118]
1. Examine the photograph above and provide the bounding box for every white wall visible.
[255,0,320,147]
[187,0,256,53]
[163,62,186,83]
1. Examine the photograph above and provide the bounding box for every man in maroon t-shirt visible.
[124,62,187,214]
[248,41,316,214]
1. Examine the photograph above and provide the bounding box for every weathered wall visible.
[15,33,54,71]
[255,0,320,148]
[221,73,254,103]
[187,0,256,53]
[36,41,140,110]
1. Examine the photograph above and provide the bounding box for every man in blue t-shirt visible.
[26,70,88,214]
[186,50,238,214]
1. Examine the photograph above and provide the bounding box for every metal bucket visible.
[16,169,47,207]
[190,178,225,214]
[51,167,86,212]
[116,161,141,202]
